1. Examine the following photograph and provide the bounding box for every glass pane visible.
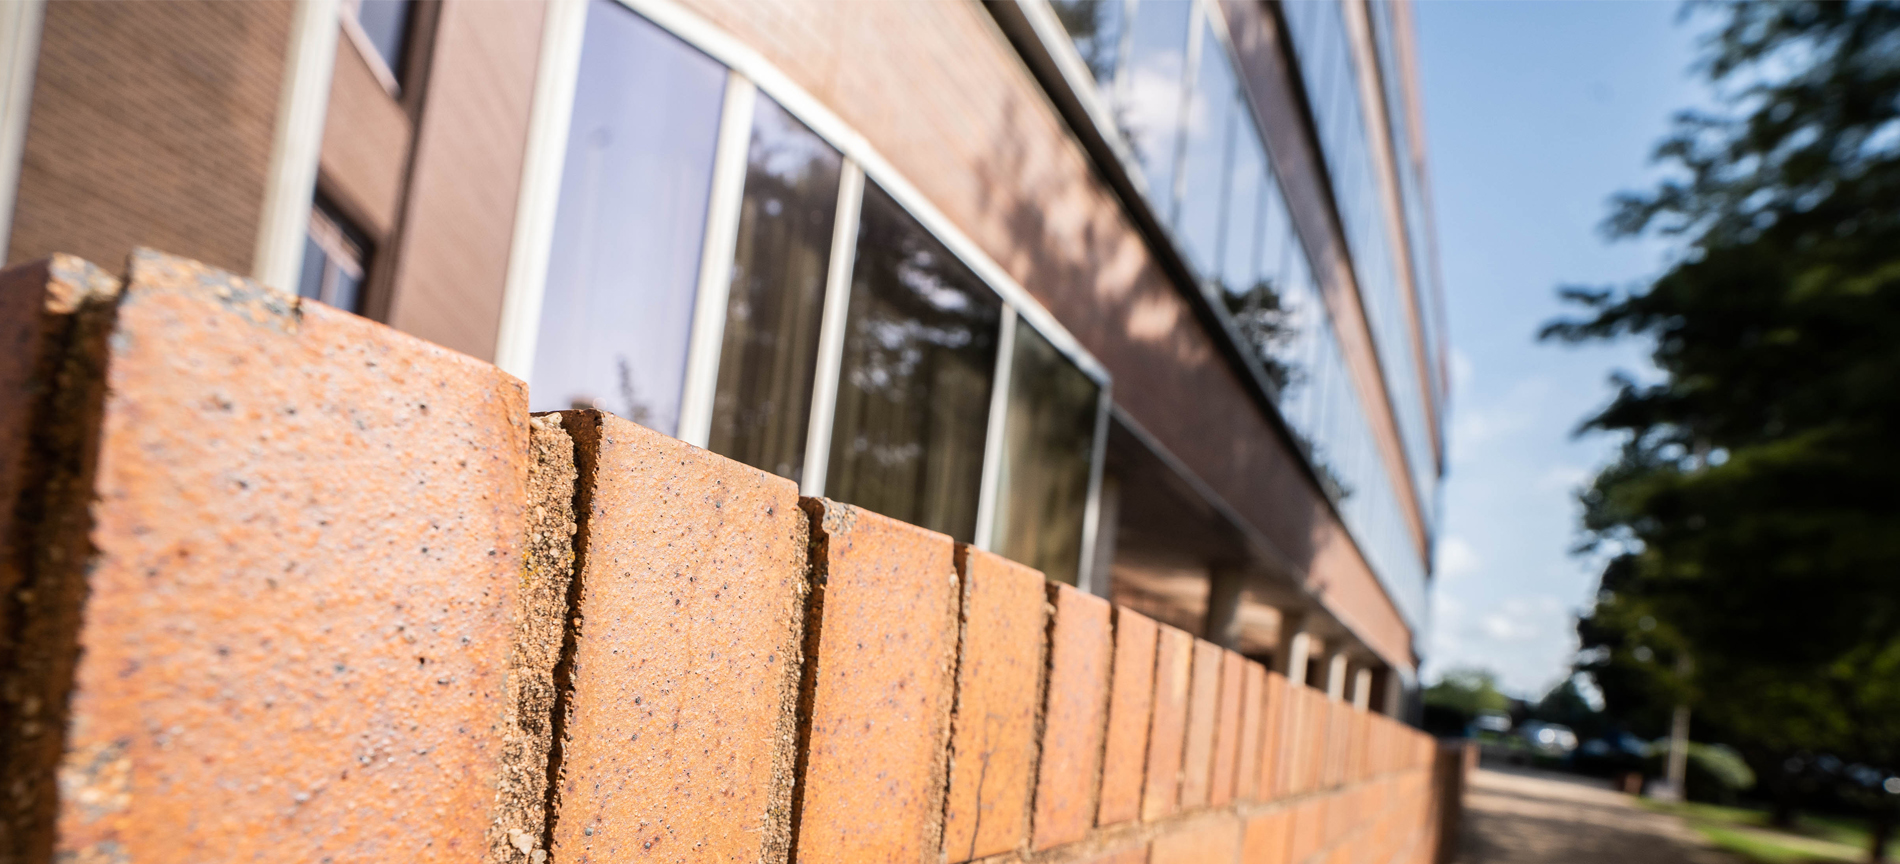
[992,319,1100,585]
[706,94,842,483]
[529,0,727,435]
[354,0,413,79]
[1219,108,1264,297]
[826,182,1001,542]
[1175,19,1238,277]
[1118,0,1192,219]
[296,234,326,302]
[1051,0,1125,85]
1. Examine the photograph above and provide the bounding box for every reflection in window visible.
[529,0,726,434]
[297,200,368,313]
[827,183,1001,542]
[1051,0,1126,86]
[1117,0,1191,217]
[1175,19,1238,276]
[707,95,842,483]
[1218,120,1264,296]
[992,319,1100,585]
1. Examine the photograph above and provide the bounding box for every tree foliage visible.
[1548,1,1900,856]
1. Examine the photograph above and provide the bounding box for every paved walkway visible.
[1455,765,1740,864]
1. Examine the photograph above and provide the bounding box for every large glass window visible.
[706,95,843,483]
[826,183,1002,543]
[1175,21,1238,276]
[346,0,414,84]
[528,0,726,434]
[1118,0,1192,215]
[992,319,1101,586]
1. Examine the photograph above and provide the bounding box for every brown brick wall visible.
[1,251,1461,864]
[7,2,292,273]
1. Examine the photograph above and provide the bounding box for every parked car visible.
[1520,721,1579,756]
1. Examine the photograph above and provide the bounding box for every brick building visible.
[0,0,1447,714]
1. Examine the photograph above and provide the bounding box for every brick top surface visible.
[794,499,959,864]
[549,411,807,864]
[58,250,529,862]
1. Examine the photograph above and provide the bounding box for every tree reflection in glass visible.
[826,183,1001,543]
[1050,0,1126,86]
[707,94,842,483]
[992,319,1100,586]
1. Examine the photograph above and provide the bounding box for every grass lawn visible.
[1636,798,1872,863]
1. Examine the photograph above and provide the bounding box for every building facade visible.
[0,0,1446,712]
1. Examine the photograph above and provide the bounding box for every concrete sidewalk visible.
[1455,765,1740,864]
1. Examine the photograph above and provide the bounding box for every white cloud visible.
[1435,535,1481,582]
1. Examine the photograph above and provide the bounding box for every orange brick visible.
[1241,810,1290,864]
[1209,650,1246,805]
[1324,790,1351,843]
[1178,639,1223,808]
[1141,624,1193,821]
[1325,702,1350,788]
[943,548,1047,861]
[1032,583,1113,850]
[1288,799,1324,863]
[24,250,530,862]
[1259,672,1288,799]
[1098,606,1157,826]
[794,499,960,863]
[1087,843,1153,864]
[1150,812,1241,864]
[1235,661,1266,801]
[546,411,807,864]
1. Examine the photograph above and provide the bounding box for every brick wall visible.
[0,251,1462,864]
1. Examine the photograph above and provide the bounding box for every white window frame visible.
[494,0,1115,581]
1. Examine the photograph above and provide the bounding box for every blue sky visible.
[1413,1,1713,695]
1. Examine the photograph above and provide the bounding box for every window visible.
[1050,0,1126,85]
[297,201,368,312]
[1175,19,1239,278]
[706,95,843,483]
[342,0,414,90]
[825,183,1002,543]
[528,0,727,434]
[991,318,1101,586]
[1118,0,1192,217]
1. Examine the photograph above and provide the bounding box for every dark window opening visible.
[298,200,370,313]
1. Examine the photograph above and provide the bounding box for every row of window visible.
[523,0,1106,585]
[1278,0,1440,531]
[1366,0,1448,424]
[1047,0,1428,625]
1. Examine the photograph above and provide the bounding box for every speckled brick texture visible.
[794,499,959,864]
[547,411,807,864]
[1097,607,1157,827]
[1032,584,1112,851]
[31,249,531,863]
[1177,640,1223,809]
[943,548,1047,862]
[1141,625,1193,822]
